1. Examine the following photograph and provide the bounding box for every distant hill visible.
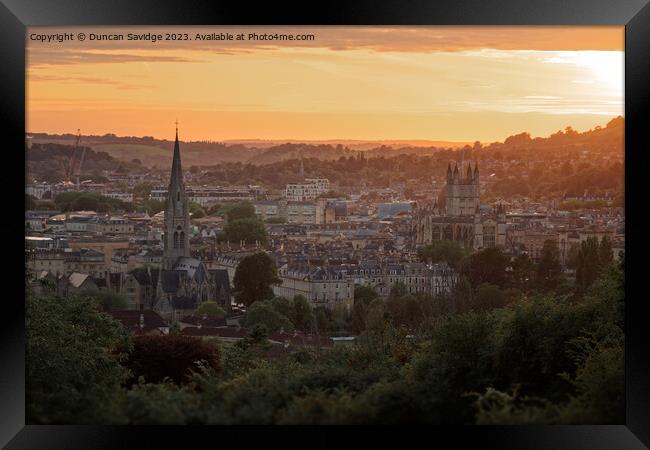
[223,139,471,150]
[27,117,622,168]
[28,133,470,167]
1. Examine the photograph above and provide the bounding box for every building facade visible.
[414,163,506,250]
[285,178,330,201]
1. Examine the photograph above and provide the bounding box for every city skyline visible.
[27,26,623,142]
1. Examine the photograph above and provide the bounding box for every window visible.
[173,232,179,249]
[177,191,180,201]
[180,232,185,248]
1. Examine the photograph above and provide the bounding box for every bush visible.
[196,301,226,318]
[121,335,220,385]
[242,301,294,333]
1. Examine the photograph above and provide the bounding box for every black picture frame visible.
[3,0,649,447]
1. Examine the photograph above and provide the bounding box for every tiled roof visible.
[160,270,182,293]
[179,315,227,327]
[68,272,90,288]
[172,295,197,310]
[109,310,168,334]
[181,326,246,338]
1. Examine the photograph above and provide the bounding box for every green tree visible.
[270,296,292,317]
[233,252,281,307]
[411,312,497,423]
[122,381,199,425]
[290,295,314,332]
[461,247,509,288]
[71,193,101,211]
[225,201,256,222]
[206,204,221,216]
[472,283,507,312]
[223,218,268,246]
[351,285,379,333]
[192,209,206,219]
[566,243,581,271]
[81,288,128,311]
[189,202,204,214]
[132,182,153,200]
[196,301,226,319]
[536,240,562,291]
[26,293,130,424]
[386,294,423,330]
[121,335,221,385]
[242,301,294,333]
[576,237,613,293]
[138,199,165,215]
[509,253,535,292]
[417,240,467,269]
[598,236,614,268]
[313,306,332,334]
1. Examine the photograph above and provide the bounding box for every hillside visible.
[27,116,623,169]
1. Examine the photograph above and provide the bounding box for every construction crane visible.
[76,131,87,189]
[63,129,84,187]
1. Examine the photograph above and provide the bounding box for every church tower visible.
[446,161,480,217]
[163,124,190,269]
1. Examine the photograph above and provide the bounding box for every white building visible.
[103,191,134,202]
[150,185,256,206]
[285,178,330,201]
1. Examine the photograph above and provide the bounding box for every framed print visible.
[2,0,649,447]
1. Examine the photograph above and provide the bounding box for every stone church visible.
[152,126,231,321]
[413,163,506,250]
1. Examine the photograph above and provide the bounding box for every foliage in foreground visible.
[26,259,624,425]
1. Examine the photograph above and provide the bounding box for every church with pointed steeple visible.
[413,162,506,250]
[152,125,231,321]
[163,123,191,269]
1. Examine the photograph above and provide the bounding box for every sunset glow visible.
[26,26,624,142]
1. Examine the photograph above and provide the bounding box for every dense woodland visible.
[26,236,624,425]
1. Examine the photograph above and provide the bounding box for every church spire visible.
[164,122,190,269]
[170,120,183,192]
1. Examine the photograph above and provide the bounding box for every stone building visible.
[274,263,355,313]
[414,163,506,250]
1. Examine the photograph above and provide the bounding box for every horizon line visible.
[26,114,623,147]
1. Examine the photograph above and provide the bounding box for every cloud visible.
[26,26,623,61]
[27,73,152,90]
[28,49,204,67]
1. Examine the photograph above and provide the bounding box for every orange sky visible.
[26,26,624,142]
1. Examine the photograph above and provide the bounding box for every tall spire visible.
[170,121,183,191]
[164,122,190,269]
